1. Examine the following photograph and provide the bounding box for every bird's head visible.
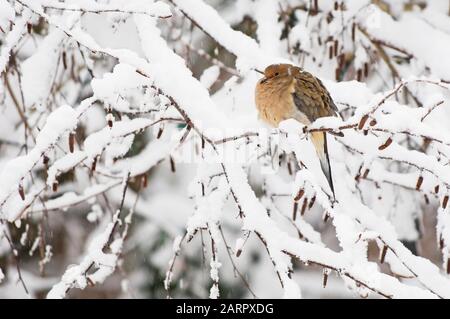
[257,63,298,84]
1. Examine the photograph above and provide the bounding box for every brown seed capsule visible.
[351,22,356,42]
[156,127,164,139]
[107,117,113,128]
[334,1,338,10]
[301,198,308,216]
[364,62,369,78]
[334,40,338,57]
[435,185,440,194]
[363,129,368,136]
[287,161,293,175]
[187,229,197,243]
[378,137,393,150]
[369,118,377,126]
[201,137,205,149]
[443,195,449,209]
[313,0,318,13]
[91,157,97,172]
[142,174,148,188]
[424,194,429,205]
[380,245,388,264]
[362,168,370,179]
[18,184,25,200]
[59,52,66,73]
[447,259,450,274]
[439,235,444,249]
[326,12,334,24]
[27,23,32,34]
[293,201,298,221]
[358,115,369,130]
[357,69,362,81]
[323,270,328,288]
[294,189,305,201]
[329,45,333,59]
[43,155,49,165]
[308,196,316,209]
[69,133,75,153]
[52,181,58,192]
[416,176,423,190]
[170,156,176,173]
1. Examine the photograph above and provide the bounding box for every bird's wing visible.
[292,70,338,122]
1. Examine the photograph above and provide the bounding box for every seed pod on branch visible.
[351,22,356,42]
[364,62,369,78]
[62,51,67,70]
[156,126,164,139]
[308,196,316,209]
[142,174,148,188]
[293,201,298,221]
[362,168,370,179]
[435,185,440,194]
[447,259,450,275]
[301,198,308,216]
[313,0,318,14]
[378,137,393,150]
[358,115,368,130]
[91,157,97,172]
[106,113,114,128]
[170,156,176,173]
[357,69,362,81]
[443,195,449,209]
[18,184,25,200]
[380,245,388,264]
[294,189,305,201]
[416,176,423,190]
[52,181,58,192]
[323,268,329,288]
[69,132,75,153]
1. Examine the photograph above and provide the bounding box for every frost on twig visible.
[0,0,450,299]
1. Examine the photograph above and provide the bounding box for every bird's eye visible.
[274,72,279,76]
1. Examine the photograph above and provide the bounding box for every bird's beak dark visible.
[253,69,267,83]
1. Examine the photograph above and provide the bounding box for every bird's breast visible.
[255,78,308,127]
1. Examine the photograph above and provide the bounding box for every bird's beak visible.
[253,69,267,83]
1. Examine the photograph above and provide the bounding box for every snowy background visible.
[0,0,450,299]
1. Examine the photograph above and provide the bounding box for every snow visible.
[0,9,31,75]
[199,65,220,89]
[35,0,171,18]
[1,0,450,300]
[359,9,450,81]
[0,104,78,216]
[21,29,65,108]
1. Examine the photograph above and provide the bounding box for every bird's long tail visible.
[310,132,335,200]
